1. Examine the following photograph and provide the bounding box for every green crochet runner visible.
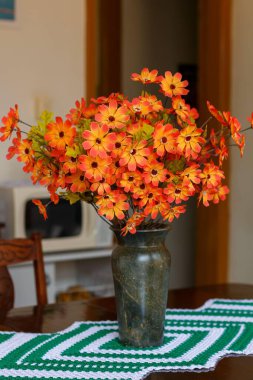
[0,299,253,379]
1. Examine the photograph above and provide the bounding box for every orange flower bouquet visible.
[1,68,252,235]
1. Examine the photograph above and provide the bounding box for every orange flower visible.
[6,138,18,160]
[129,95,163,116]
[143,95,163,113]
[164,179,194,204]
[95,100,129,129]
[181,164,201,184]
[65,169,90,192]
[212,185,230,204]
[132,182,147,200]
[129,97,152,116]
[67,98,86,123]
[45,117,76,151]
[30,159,46,184]
[82,122,116,158]
[119,171,142,193]
[172,96,190,121]
[15,138,35,173]
[198,188,213,207]
[119,140,150,171]
[227,116,245,155]
[177,125,205,160]
[198,185,229,207]
[78,154,110,182]
[143,198,167,219]
[111,132,132,158]
[109,160,125,182]
[247,112,253,128]
[66,98,97,124]
[161,204,186,223]
[90,178,111,195]
[153,122,179,157]
[121,212,145,236]
[138,184,163,209]
[38,163,58,187]
[0,104,20,141]
[238,134,245,157]
[62,154,79,174]
[97,191,129,220]
[160,71,189,98]
[200,162,225,189]
[32,199,48,220]
[54,169,67,189]
[91,93,126,105]
[142,160,168,186]
[215,136,229,167]
[131,68,162,84]
[207,101,228,126]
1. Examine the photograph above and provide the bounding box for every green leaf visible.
[61,192,81,205]
[167,157,186,173]
[142,123,154,140]
[66,145,81,158]
[28,111,54,157]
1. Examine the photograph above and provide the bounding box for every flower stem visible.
[200,116,213,129]
[90,203,113,227]
[18,119,33,128]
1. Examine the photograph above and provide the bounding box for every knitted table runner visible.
[1,299,253,380]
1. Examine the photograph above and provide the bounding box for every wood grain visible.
[196,0,231,285]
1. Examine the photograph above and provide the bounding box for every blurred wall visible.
[229,0,253,283]
[122,0,198,99]
[0,0,85,181]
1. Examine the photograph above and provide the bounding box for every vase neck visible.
[112,228,170,247]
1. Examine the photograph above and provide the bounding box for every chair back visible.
[0,233,48,310]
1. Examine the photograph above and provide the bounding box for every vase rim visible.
[110,225,171,233]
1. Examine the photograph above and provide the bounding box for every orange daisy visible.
[0,104,20,141]
[32,199,48,220]
[111,132,132,158]
[90,178,111,195]
[172,96,190,122]
[78,154,111,182]
[142,160,168,186]
[181,163,201,184]
[119,140,150,171]
[119,171,142,193]
[200,162,225,189]
[15,138,35,173]
[177,125,205,160]
[164,179,194,204]
[160,71,189,98]
[121,212,145,236]
[153,122,179,157]
[97,191,129,221]
[160,204,186,223]
[45,117,76,151]
[131,68,162,84]
[95,100,129,129]
[82,122,116,158]
[65,169,90,193]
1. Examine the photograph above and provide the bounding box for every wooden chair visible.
[0,233,48,311]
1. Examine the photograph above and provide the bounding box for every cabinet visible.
[9,248,113,308]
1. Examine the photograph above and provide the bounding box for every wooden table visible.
[1,283,253,379]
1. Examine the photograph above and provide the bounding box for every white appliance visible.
[0,182,113,253]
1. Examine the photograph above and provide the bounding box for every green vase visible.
[111,227,171,347]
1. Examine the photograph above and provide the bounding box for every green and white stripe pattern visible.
[1,299,253,379]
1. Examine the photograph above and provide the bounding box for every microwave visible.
[0,182,113,253]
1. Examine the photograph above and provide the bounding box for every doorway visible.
[86,0,231,287]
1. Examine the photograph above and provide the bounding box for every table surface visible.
[1,283,253,379]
